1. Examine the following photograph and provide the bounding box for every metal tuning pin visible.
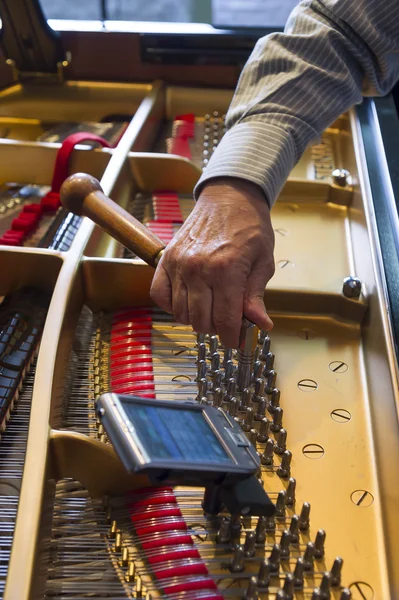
[269,388,281,413]
[269,543,281,572]
[196,332,206,345]
[314,529,326,559]
[340,589,352,599]
[197,342,207,362]
[257,417,270,443]
[196,360,207,381]
[270,406,283,432]
[255,516,267,544]
[331,557,343,587]
[209,335,219,355]
[229,398,238,418]
[230,544,245,573]
[265,369,277,393]
[255,398,267,422]
[275,490,287,517]
[266,514,276,531]
[289,514,300,544]
[223,348,233,366]
[244,531,257,557]
[242,407,254,432]
[261,438,274,466]
[257,559,271,588]
[303,541,315,571]
[282,573,295,600]
[260,336,271,360]
[210,352,220,373]
[212,369,223,390]
[252,361,263,382]
[216,517,230,544]
[318,572,332,599]
[240,388,253,411]
[197,377,208,400]
[224,359,235,382]
[254,377,265,401]
[299,501,311,531]
[229,514,242,537]
[293,557,305,589]
[277,450,292,479]
[237,318,259,391]
[244,576,259,600]
[312,590,323,600]
[264,351,275,372]
[275,428,287,454]
[213,388,223,408]
[249,428,258,447]
[225,377,236,401]
[280,529,291,561]
[258,329,267,344]
[286,478,296,506]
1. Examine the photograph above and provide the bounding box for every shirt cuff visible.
[194,119,297,208]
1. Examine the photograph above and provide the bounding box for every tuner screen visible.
[123,402,233,464]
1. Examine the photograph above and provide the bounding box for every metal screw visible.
[331,408,351,423]
[298,379,318,392]
[297,328,315,340]
[349,582,374,599]
[277,259,293,269]
[350,490,374,507]
[342,276,362,299]
[329,360,348,373]
[303,443,325,459]
[332,168,350,187]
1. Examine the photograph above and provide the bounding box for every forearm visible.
[195,0,399,206]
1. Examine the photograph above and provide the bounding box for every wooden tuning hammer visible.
[60,173,166,267]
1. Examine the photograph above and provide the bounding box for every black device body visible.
[96,393,276,517]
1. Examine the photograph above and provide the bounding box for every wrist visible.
[198,177,269,208]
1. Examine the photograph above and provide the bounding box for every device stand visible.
[202,475,276,517]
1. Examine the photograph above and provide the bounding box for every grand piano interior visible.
[0,1,398,599]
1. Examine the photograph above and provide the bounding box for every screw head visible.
[342,276,362,299]
[332,168,350,187]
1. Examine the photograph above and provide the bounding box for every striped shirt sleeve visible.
[194,0,399,207]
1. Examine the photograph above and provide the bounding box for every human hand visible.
[150,178,275,348]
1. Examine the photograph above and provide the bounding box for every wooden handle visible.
[60,173,166,268]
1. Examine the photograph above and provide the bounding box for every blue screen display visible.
[123,403,233,464]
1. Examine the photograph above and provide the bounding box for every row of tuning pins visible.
[195,330,291,479]
[202,111,226,169]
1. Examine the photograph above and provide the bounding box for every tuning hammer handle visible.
[60,173,165,268]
